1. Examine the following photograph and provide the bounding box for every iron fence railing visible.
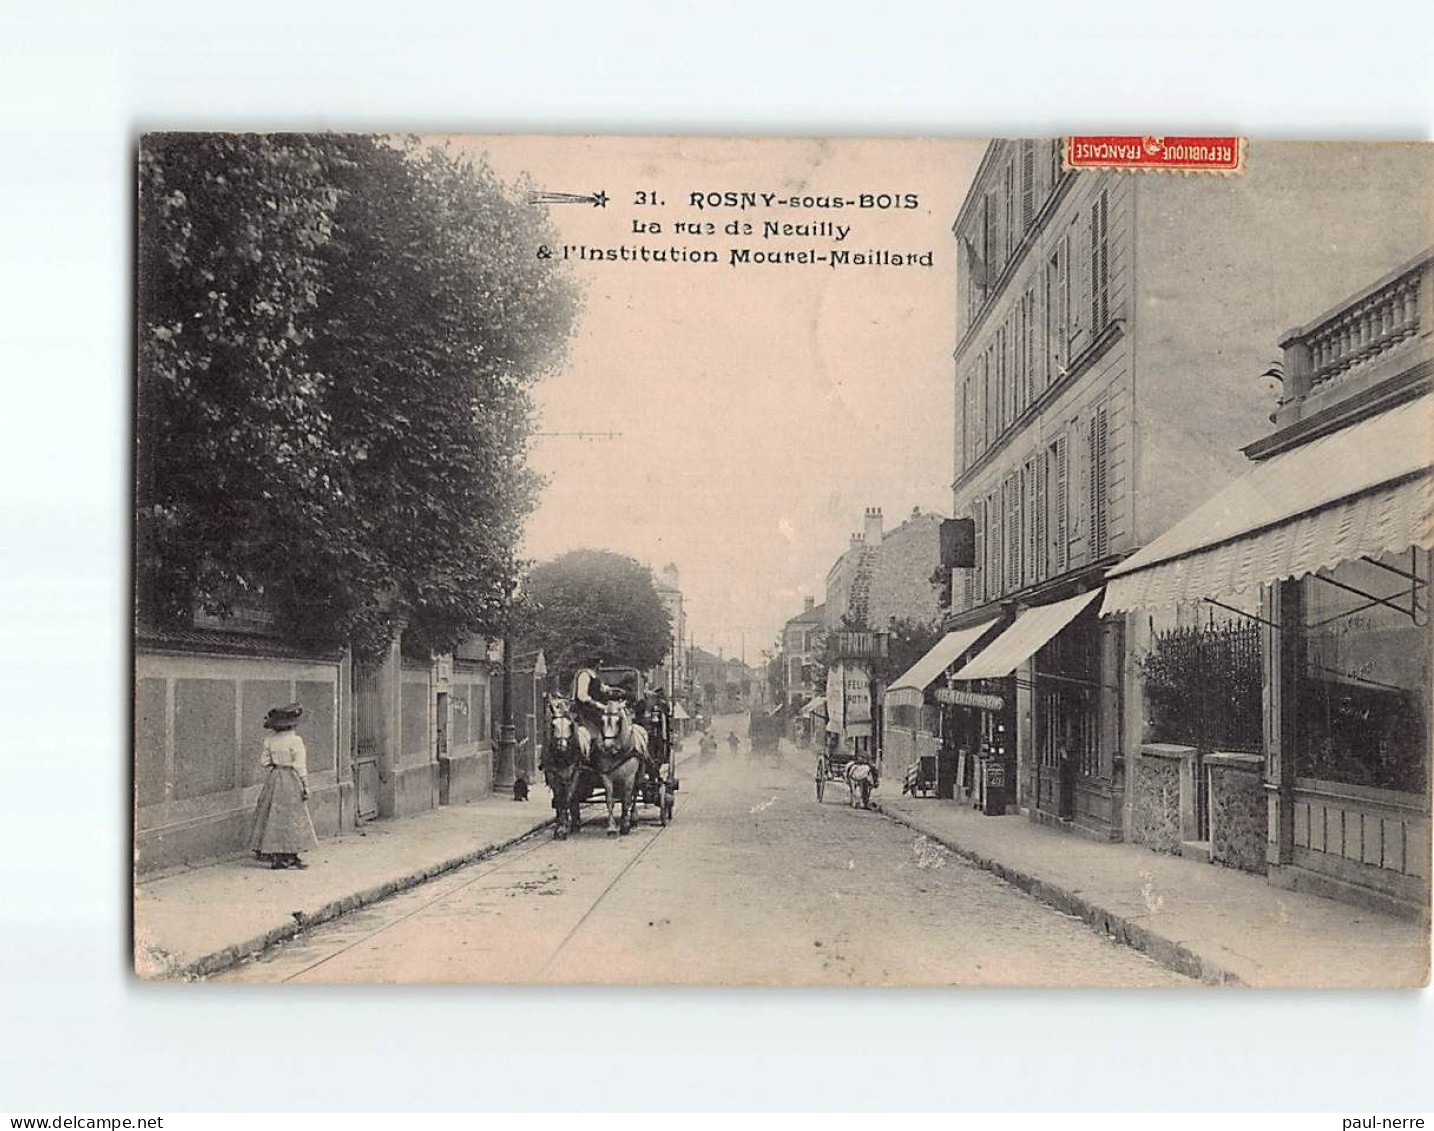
[1141,620,1263,755]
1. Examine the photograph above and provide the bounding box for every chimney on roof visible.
[864,506,884,543]
[850,532,863,546]
[804,596,815,612]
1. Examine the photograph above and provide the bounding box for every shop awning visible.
[951,590,1104,680]
[1102,395,1434,615]
[800,697,827,718]
[885,617,1001,708]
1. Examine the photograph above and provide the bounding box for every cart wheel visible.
[816,773,825,803]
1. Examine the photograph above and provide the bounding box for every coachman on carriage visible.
[541,661,678,839]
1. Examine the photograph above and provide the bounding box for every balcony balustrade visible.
[1279,250,1432,410]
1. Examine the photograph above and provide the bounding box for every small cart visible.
[902,753,938,798]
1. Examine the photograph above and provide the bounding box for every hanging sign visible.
[935,688,1005,712]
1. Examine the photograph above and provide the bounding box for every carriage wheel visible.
[815,773,825,803]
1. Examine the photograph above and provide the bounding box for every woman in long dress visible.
[249,702,319,869]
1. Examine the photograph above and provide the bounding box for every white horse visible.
[846,758,876,809]
[593,700,649,835]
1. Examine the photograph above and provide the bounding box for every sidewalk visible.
[134,796,553,980]
[875,793,1430,988]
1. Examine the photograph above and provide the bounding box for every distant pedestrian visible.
[249,702,318,870]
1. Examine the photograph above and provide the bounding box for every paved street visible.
[218,719,1189,986]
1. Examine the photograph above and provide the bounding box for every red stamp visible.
[1064,136,1245,174]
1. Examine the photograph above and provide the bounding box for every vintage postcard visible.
[133,134,1433,987]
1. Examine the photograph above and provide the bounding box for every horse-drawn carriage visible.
[748,709,786,759]
[541,666,678,838]
[813,734,854,803]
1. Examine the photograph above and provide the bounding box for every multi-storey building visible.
[649,562,686,700]
[781,596,826,710]
[943,139,1434,842]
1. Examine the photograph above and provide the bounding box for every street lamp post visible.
[496,634,516,790]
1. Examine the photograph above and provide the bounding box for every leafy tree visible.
[520,550,673,687]
[883,616,944,681]
[136,134,578,660]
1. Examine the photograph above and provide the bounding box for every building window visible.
[1060,233,1075,357]
[1044,247,1064,387]
[1004,160,1016,267]
[1298,552,1429,794]
[987,189,1001,277]
[986,339,998,441]
[997,325,1009,432]
[1087,404,1109,559]
[1049,138,1063,192]
[1090,188,1110,335]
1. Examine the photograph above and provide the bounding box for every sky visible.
[446,135,986,661]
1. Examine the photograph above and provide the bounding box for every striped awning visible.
[800,697,827,718]
[952,590,1104,680]
[885,617,1000,709]
[1102,395,1434,615]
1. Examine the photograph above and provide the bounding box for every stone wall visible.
[1129,747,1184,854]
[868,511,945,627]
[1209,754,1268,874]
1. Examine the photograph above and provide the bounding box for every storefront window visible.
[1299,550,1430,793]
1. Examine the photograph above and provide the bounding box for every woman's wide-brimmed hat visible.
[263,702,304,730]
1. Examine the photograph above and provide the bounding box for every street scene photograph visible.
[132,133,1434,988]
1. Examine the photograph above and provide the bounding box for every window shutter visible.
[1025,289,1037,405]
[1054,436,1068,573]
[1098,190,1109,330]
[1087,414,1097,559]
[1035,450,1048,582]
[1006,473,1020,592]
[1021,140,1036,231]
[988,489,1001,597]
[1095,405,1110,556]
[971,504,984,605]
[1005,161,1016,264]
[1089,201,1100,335]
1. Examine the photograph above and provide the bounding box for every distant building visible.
[780,596,827,709]
[688,647,758,715]
[649,562,687,700]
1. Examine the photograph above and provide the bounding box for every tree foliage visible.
[137,134,579,659]
[520,550,674,687]
[815,612,942,683]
